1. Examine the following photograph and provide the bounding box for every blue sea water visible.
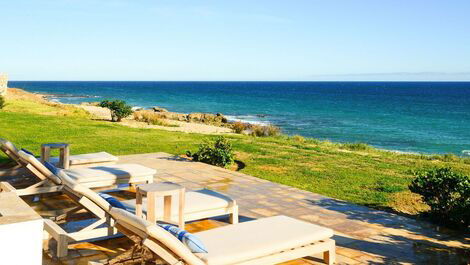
[9,81,470,155]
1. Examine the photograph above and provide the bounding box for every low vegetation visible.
[231,121,281,137]
[133,110,179,127]
[1,94,470,224]
[186,136,234,168]
[99,100,133,122]
[340,142,372,151]
[409,167,469,228]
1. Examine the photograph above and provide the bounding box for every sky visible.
[1,0,470,81]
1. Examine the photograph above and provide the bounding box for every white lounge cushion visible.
[121,189,233,221]
[50,151,118,166]
[64,164,156,184]
[195,215,334,265]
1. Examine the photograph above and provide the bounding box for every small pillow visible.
[98,193,126,209]
[21,148,35,156]
[159,224,208,253]
[43,161,60,175]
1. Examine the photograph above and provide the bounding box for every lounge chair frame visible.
[2,150,153,196]
[0,139,26,172]
[43,184,119,258]
[0,150,64,196]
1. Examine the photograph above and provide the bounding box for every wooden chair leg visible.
[44,219,69,258]
[229,205,239,224]
[56,234,69,258]
[323,248,335,265]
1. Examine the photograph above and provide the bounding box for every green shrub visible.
[99,100,133,122]
[0,95,5,110]
[231,121,248,134]
[187,136,234,168]
[250,124,281,137]
[409,167,470,228]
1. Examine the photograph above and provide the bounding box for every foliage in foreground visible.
[99,100,133,122]
[409,167,470,228]
[187,136,234,168]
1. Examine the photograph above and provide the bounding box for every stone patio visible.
[29,153,470,264]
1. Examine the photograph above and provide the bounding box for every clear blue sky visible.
[1,0,470,81]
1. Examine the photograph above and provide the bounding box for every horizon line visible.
[8,80,470,82]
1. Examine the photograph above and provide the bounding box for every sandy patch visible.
[77,105,233,135]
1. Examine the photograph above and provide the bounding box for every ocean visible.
[9,81,470,155]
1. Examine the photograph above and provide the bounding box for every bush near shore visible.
[1,92,470,227]
[99,100,133,122]
[133,110,179,127]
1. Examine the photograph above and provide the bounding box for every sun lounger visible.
[1,150,155,194]
[41,170,238,258]
[105,207,336,265]
[0,138,118,169]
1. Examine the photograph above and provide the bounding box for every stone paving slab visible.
[37,152,469,264]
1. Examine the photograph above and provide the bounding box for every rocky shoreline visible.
[8,88,279,136]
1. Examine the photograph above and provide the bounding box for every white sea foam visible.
[225,115,271,125]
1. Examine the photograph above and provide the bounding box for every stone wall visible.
[0,74,8,95]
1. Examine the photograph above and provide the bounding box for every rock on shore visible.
[139,108,228,125]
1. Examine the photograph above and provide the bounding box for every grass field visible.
[1,91,469,216]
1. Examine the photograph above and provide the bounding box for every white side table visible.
[41,143,70,169]
[0,192,43,265]
[136,182,186,229]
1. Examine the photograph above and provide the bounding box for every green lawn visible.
[1,96,469,215]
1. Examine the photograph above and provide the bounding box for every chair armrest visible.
[43,219,67,240]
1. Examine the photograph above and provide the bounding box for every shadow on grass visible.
[234,160,245,171]
[332,233,470,265]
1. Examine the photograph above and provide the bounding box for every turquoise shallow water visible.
[9,81,470,155]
